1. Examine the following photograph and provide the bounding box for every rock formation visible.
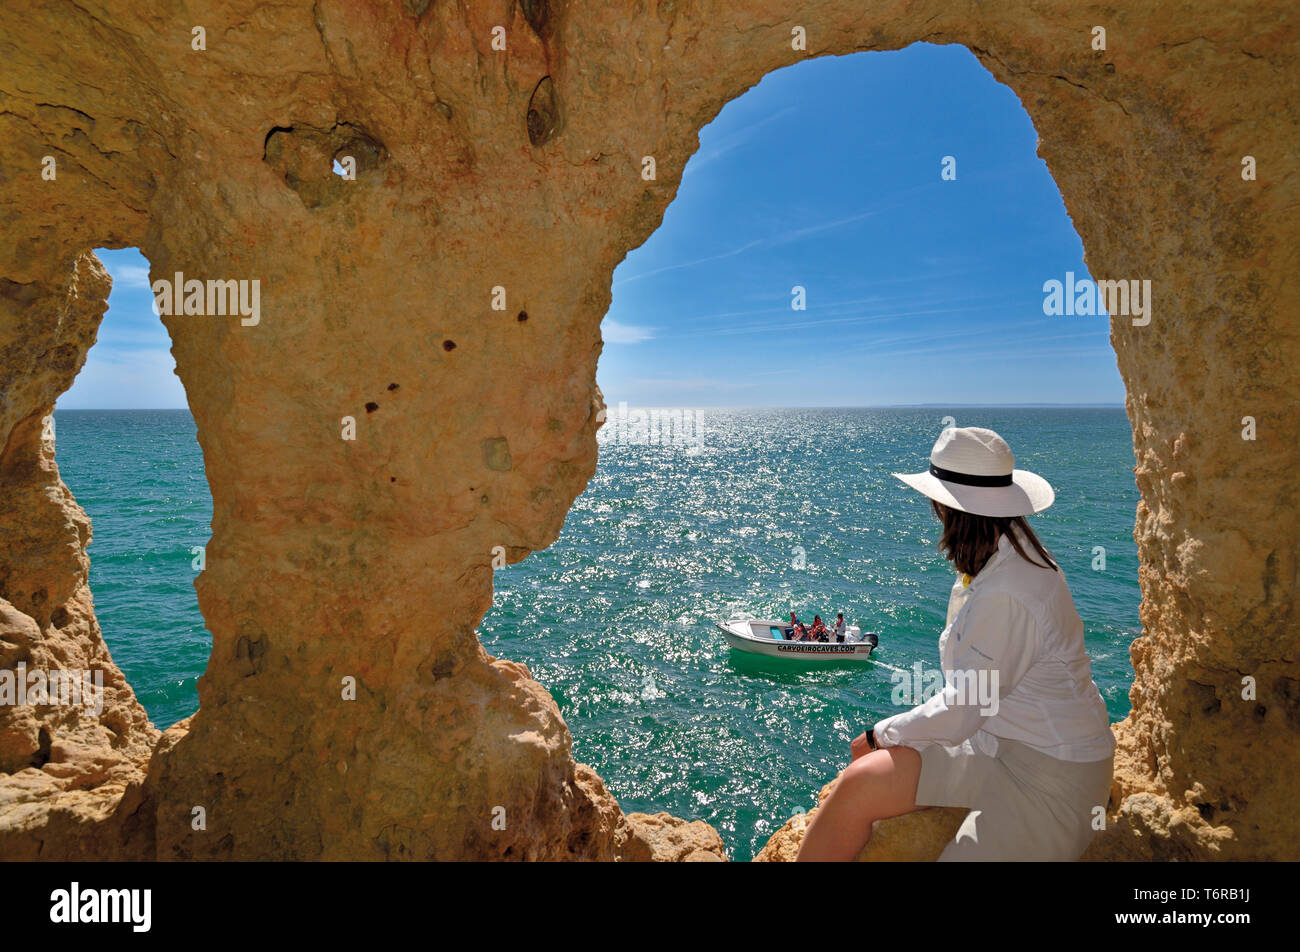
[617,812,727,862]
[754,768,969,862]
[1,1,1295,861]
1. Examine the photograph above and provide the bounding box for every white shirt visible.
[873,527,1115,762]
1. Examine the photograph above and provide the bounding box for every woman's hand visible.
[850,732,874,761]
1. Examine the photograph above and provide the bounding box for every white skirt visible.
[913,733,1114,861]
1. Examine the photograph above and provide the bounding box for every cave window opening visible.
[54,246,213,731]
[489,43,1141,862]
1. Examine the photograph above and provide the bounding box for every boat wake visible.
[864,657,909,676]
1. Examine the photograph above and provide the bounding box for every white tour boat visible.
[716,616,878,662]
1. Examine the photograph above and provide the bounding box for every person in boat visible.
[833,613,847,642]
[810,615,828,642]
[787,612,806,640]
[796,426,1115,862]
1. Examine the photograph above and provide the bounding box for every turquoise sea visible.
[54,407,1139,861]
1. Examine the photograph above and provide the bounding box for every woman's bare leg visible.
[795,745,924,861]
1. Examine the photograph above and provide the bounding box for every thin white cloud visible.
[770,207,881,246]
[58,346,184,409]
[673,302,1005,340]
[84,327,174,349]
[613,239,765,287]
[611,209,882,289]
[682,106,799,178]
[603,319,655,344]
[612,189,948,290]
[110,263,153,290]
[627,376,757,392]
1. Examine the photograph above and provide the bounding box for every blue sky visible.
[62,43,1122,410]
[60,248,183,409]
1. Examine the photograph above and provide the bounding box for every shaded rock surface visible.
[755,770,968,862]
[1,1,1296,860]
[616,812,728,862]
[0,252,159,859]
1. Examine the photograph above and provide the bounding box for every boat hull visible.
[716,620,875,662]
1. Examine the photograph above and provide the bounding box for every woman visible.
[797,426,1115,861]
[810,615,827,642]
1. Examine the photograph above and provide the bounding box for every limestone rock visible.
[616,812,728,862]
[0,1,1295,860]
[755,771,967,861]
[0,253,158,860]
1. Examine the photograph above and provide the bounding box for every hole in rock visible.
[526,76,560,147]
[263,122,387,206]
[33,726,52,768]
[519,0,551,37]
[478,44,1141,860]
[55,247,214,730]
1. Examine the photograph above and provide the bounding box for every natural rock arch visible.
[0,2,1294,860]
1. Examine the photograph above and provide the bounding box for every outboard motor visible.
[865,630,879,649]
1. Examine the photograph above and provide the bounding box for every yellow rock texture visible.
[0,2,1295,860]
[616,812,728,862]
[754,772,968,862]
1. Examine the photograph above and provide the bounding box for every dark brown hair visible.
[931,500,1058,577]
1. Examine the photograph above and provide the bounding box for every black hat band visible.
[929,463,1013,487]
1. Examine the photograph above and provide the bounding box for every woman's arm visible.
[872,591,1038,749]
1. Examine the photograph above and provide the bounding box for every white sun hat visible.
[893,426,1054,517]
